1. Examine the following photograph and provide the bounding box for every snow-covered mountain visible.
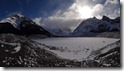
[0,14,120,37]
[0,14,51,36]
[72,16,120,36]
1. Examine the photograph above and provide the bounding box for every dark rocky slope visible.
[87,40,120,67]
[0,14,52,36]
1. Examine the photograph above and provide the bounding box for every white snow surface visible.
[0,14,24,28]
[33,37,119,61]
[0,14,33,29]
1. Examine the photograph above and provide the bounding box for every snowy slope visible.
[0,14,51,36]
[72,16,120,36]
[1,14,24,29]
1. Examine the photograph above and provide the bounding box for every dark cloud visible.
[42,18,82,31]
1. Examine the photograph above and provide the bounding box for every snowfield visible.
[32,37,119,61]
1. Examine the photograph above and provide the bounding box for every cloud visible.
[93,0,120,19]
[32,17,42,26]
[105,0,119,4]
[32,16,82,31]
[42,17,82,31]
[93,4,104,13]
[51,0,120,19]
[33,0,120,31]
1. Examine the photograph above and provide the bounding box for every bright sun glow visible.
[78,6,93,19]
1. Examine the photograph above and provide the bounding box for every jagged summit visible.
[102,15,110,21]
[1,13,31,29]
[102,15,120,24]
[0,13,52,36]
[3,13,24,19]
[72,16,120,36]
[8,13,24,18]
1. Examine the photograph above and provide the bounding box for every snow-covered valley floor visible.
[32,37,119,61]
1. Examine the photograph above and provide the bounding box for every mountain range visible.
[0,14,120,37]
[72,16,120,37]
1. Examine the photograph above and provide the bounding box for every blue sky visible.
[0,0,120,19]
[0,0,74,19]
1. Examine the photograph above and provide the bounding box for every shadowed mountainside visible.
[0,14,52,36]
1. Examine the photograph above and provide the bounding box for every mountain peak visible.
[93,16,97,19]
[0,14,52,36]
[72,16,120,36]
[9,13,24,18]
[102,15,111,22]
[0,13,26,28]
